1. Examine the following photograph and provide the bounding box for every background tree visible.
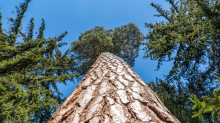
[69,24,144,80]
[0,0,80,122]
[188,0,220,122]
[143,0,220,122]
[148,78,194,122]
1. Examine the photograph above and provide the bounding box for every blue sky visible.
[1,0,174,98]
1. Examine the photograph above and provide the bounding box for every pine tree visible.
[48,52,180,123]
[0,0,80,122]
[143,0,220,122]
[69,24,144,80]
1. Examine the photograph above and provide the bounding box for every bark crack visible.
[48,52,180,123]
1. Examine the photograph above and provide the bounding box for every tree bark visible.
[48,52,180,123]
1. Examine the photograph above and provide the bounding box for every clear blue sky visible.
[1,0,174,98]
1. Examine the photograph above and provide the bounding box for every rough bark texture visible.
[48,52,180,123]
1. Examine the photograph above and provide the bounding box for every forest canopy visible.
[0,0,220,122]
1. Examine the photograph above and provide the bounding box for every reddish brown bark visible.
[48,52,180,123]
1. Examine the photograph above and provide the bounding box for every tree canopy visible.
[70,23,144,77]
[3,0,220,122]
[0,0,80,122]
[144,0,220,122]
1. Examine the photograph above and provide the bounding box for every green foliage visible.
[144,0,220,122]
[0,0,80,122]
[70,23,144,77]
[148,79,199,123]
[189,79,220,123]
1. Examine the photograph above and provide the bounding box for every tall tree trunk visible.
[48,52,180,123]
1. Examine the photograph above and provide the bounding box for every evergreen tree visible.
[148,79,197,123]
[0,0,80,122]
[143,0,220,122]
[188,0,220,122]
[48,52,180,123]
[70,24,144,79]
